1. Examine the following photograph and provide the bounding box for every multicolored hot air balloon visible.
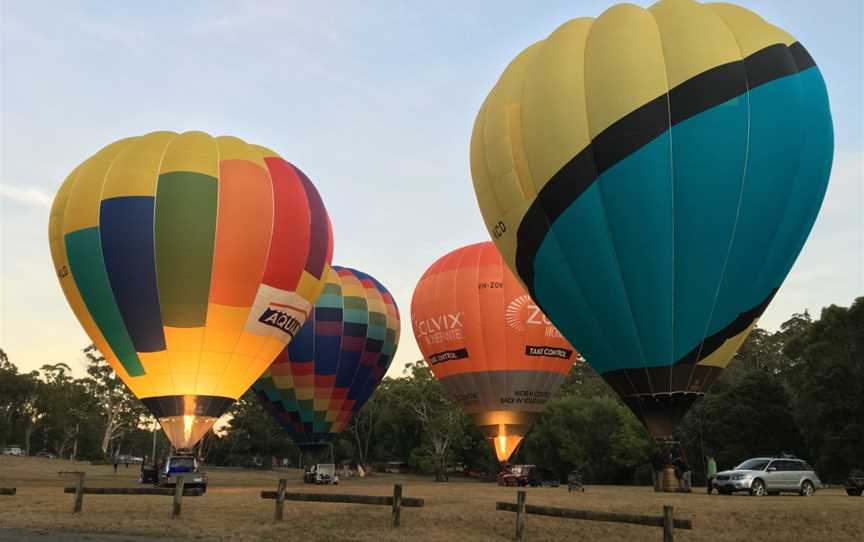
[252,266,400,447]
[49,131,333,449]
[470,0,833,437]
[412,242,576,462]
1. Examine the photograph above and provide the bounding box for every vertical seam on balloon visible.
[583,15,653,402]
[477,243,497,422]
[95,137,145,379]
[747,64,809,306]
[479,100,508,233]
[204,135,228,398]
[536,19,640,406]
[649,9,675,400]
[461,244,484,415]
[331,270,353,431]
[349,276,375,428]
[340,270,363,427]
[241,146,280,389]
[494,241,513,454]
[688,15,751,385]
[515,48,545,443]
[360,280,390,429]
[150,132,179,400]
[57,162,123,368]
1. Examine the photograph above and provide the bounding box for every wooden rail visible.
[0,487,16,495]
[63,487,203,496]
[497,490,692,541]
[261,481,423,527]
[63,474,201,518]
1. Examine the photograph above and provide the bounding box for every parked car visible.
[845,469,864,496]
[497,464,540,487]
[139,461,158,484]
[713,457,822,496]
[304,463,339,485]
[2,445,24,456]
[35,451,57,459]
[155,455,208,493]
[538,469,560,488]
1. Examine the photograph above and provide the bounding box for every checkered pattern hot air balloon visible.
[252,266,400,447]
[49,131,333,450]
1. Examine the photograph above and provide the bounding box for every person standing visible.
[672,445,692,493]
[650,446,665,492]
[706,454,718,495]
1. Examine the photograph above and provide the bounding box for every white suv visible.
[2,445,24,456]
[713,457,822,496]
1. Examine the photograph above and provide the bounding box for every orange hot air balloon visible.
[411,242,577,462]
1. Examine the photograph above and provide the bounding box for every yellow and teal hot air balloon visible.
[471,0,833,437]
[49,131,334,449]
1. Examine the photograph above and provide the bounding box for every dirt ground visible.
[0,456,860,541]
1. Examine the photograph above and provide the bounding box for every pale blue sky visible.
[1,0,861,377]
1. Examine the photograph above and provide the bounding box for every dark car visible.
[139,462,158,484]
[846,469,864,496]
[497,464,539,487]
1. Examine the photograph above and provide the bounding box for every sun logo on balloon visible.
[505,295,531,331]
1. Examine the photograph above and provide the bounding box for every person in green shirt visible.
[706,454,718,494]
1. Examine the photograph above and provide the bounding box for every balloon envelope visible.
[252,266,400,448]
[470,0,833,437]
[412,242,576,462]
[49,131,333,449]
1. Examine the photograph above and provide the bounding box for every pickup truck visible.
[155,455,208,493]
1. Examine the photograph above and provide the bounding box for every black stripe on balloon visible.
[596,289,776,398]
[515,42,813,292]
[743,43,798,90]
[142,395,235,419]
[788,42,816,71]
[675,288,778,366]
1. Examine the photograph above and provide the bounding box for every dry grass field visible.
[0,456,860,541]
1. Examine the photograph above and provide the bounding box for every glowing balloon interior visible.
[253,266,400,448]
[470,0,833,437]
[49,131,334,449]
[412,242,576,462]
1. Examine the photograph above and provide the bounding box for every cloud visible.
[0,183,53,207]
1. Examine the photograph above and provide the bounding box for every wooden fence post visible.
[391,484,402,528]
[515,490,526,541]
[172,476,185,519]
[663,505,674,542]
[72,472,85,514]
[273,479,287,522]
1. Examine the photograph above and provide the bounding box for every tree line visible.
[1,297,861,484]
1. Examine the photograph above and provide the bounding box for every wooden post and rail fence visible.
[61,472,202,517]
[5,472,699,538]
[497,490,693,541]
[260,481,423,528]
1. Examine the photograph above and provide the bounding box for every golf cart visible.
[304,463,339,485]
